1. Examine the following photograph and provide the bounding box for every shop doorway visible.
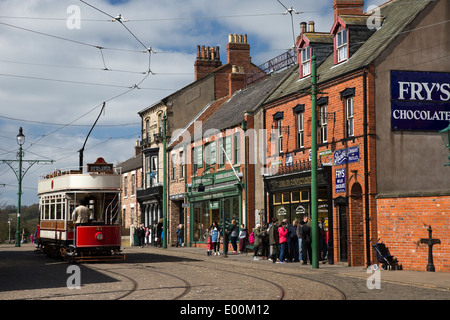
[338,205,348,262]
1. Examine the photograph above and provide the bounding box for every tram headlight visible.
[95,232,104,241]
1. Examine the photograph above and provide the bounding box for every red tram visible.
[36,158,125,262]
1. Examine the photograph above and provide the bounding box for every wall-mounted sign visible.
[335,168,346,193]
[334,146,359,166]
[391,70,450,131]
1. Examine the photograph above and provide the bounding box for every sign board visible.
[87,157,113,173]
[335,168,346,193]
[391,70,450,131]
[334,146,359,165]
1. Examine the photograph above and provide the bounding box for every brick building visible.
[117,141,143,231]
[262,0,449,271]
[137,34,258,246]
[168,66,291,248]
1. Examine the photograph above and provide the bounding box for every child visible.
[206,233,212,256]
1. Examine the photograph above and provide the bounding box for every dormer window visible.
[301,47,311,77]
[336,29,348,62]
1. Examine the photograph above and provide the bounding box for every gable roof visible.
[265,0,431,104]
[201,66,296,135]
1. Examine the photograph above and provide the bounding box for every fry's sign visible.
[391,70,450,131]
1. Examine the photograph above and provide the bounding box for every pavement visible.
[152,245,450,292]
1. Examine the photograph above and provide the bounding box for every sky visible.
[0,0,385,206]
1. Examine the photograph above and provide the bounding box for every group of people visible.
[203,216,328,264]
[136,219,185,248]
[205,219,241,256]
[250,216,328,264]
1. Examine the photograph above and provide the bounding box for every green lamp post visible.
[439,121,450,166]
[15,127,25,247]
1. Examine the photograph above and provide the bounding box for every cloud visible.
[0,0,379,205]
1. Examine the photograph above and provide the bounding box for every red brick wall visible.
[377,196,450,272]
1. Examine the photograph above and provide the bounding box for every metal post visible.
[310,52,319,269]
[15,144,23,247]
[162,114,167,249]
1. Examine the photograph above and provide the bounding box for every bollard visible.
[419,225,441,272]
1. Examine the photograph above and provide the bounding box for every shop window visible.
[273,193,282,205]
[282,192,290,204]
[301,190,309,202]
[291,191,300,203]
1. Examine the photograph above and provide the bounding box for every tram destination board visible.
[87,157,114,174]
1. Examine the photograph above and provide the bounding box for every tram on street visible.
[36,157,125,262]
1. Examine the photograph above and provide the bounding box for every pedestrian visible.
[288,219,299,262]
[156,218,163,247]
[137,223,146,248]
[300,217,312,265]
[206,232,212,256]
[261,222,270,260]
[252,224,262,260]
[210,221,221,255]
[319,217,326,261]
[296,218,303,263]
[176,224,184,247]
[238,224,248,254]
[229,219,239,253]
[269,218,279,263]
[278,221,288,263]
[152,220,158,246]
[145,227,150,247]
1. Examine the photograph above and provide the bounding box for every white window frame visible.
[301,47,311,77]
[337,29,348,62]
[297,112,304,148]
[320,105,328,144]
[346,97,354,137]
[277,119,283,154]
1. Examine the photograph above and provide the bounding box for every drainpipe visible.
[363,69,371,267]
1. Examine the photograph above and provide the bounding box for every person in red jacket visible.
[278,221,288,263]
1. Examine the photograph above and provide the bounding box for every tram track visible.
[88,264,192,300]
[166,249,347,300]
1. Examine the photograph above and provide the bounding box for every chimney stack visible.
[226,34,250,65]
[300,22,307,35]
[194,45,222,81]
[333,0,364,19]
[308,21,315,33]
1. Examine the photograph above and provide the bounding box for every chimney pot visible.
[308,21,315,33]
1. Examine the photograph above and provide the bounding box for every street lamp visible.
[1,127,53,247]
[15,127,25,247]
[439,121,450,166]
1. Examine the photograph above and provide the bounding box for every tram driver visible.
[72,199,91,224]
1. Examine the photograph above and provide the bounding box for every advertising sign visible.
[335,168,346,193]
[391,71,450,131]
[334,146,359,165]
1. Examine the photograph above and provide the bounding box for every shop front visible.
[187,169,243,246]
[264,167,332,225]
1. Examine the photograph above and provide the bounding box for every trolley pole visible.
[162,114,167,249]
[310,52,319,269]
